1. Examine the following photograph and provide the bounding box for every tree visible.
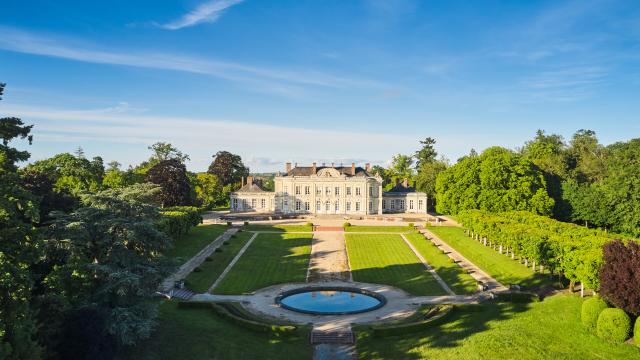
[147,142,189,164]
[569,129,607,183]
[45,185,172,354]
[146,159,192,207]
[390,154,414,178]
[20,169,76,221]
[600,240,640,315]
[26,153,104,194]
[207,151,249,186]
[436,147,554,215]
[193,173,223,209]
[0,83,42,359]
[415,160,448,211]
[414,137,438,169]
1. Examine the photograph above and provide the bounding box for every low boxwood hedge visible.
[581,296,609,333]
[369,305,454,337]
[495,291,540,303]
[635,316,640,344]
[596,308,632,343]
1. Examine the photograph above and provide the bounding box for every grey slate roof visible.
[235,182,270,193]
[285,166,372,177]
[384,182,418,194]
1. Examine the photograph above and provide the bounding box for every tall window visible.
[382,200,386,209]
[233,198,238,209]
[355,202,360,211]
[369,202,373,212]
[346,187,351,196]
[409,200,414,210]
[251,199,256,208]
[316,201,321,211]
[261,199,266,208]
[356,187,361,196]
[346,202,351,211]
[305,202,310,211]
[390,200,395,210]
[326,201,330,211]
[305,186,310,195]
[335,187,340,196]
[418,200,423,210]
[283,186,288,195]
[335,201,339,211]
[295,201,301,211]
[325,187,331,196]
[295,186,300,195]
[316,187,322,195]
[369,187,373,196]
[243,199,247,209]
[400,200,405,209]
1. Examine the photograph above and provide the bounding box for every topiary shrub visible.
[407,223,414,228]
[226,221,232,226]
[193,267,203,273]
[343,222,351,228]
[205,256,213,262]
[305,222,313,227]
[449,257,456,264]
[215,248,223,253]
[243,221,249,226]
[596,308,632,343]
[635,316,640,344]
[581,296,609,333]
[223,241,230,245]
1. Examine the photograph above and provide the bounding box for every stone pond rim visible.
[275,286,387,315]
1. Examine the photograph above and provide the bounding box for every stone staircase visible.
[310,329,355,345]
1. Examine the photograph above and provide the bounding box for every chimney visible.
[403,178,408,188]
[294,162,298,168]
[322,162,326,166]
[285,162,292,173]
[351,162,356,175]
[331,162,334,168]
[247,176,254,186]
[365,163,371,172]
[312,162,317,174]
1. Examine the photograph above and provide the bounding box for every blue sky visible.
[1,0,639,172]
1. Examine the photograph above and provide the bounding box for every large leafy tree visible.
[207,151,249,186]
[146,159,192,207]
[26,153,105,195]
[193,173,223,209]
[436,147,554,215]
[0,83,42,359]
[600,240,640,315]
[415,160,448,211]
[45,184,171,355]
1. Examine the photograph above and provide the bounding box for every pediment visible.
[316,168,341,177]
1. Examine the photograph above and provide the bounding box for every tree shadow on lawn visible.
[358,300,533,360]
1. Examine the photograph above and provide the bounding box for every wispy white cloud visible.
[0,26,385,98]
[160,0,243,30]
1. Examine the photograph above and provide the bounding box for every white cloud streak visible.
[0,26,384,97]
[160,0,243,30]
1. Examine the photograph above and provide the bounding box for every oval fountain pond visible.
[276,287,386,315]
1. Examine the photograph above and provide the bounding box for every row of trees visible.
[0,83,250,359]
[456,210,627,294]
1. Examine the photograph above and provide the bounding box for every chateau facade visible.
[230,162,427,215]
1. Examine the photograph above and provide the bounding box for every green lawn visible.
[427,226,556,289]
[213,233,312,294]
[184,231,255,293]
[346,234,448,296]
[345,225,416,233]
[404,233,478,294]
[163,224,227,263]
[122,301,310,360]
[356,295,640,360]
[243,224,313,232]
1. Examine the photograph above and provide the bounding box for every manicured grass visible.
[356,295,640,359]
[344,225,416,233]
[123,301,310,360]
[214,233,312,294]
[163,224,227,263]
[184,231,255,293]
[346,234,448,296]
[243,224,313,232]
[405,233,478,294]
[428,226,556,289]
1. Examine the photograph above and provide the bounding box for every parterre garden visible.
[128,222,640,359]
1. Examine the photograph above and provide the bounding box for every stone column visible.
[378,184,383,215]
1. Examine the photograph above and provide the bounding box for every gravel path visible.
[307,231,350,282]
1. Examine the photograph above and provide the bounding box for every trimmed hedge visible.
[370,305,453,337]
[635,316,640,344]
[343,222,351,227]
[158,206,203,239]
[176,301,300,337]
[596,308,632,343]
[495,291,540,303]
[581,296,609,333]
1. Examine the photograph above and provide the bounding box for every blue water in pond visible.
[280,290,381,314]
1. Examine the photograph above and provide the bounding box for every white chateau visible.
[230,162,427,215]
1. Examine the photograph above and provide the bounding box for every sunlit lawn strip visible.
[344,226,415,233]
[404,232,478,294]
[427,226,555,288]
[163,224,227,263]
[123,301,311,360]
[346,234,447,296]
[184,231,254,293]
[243,224,313,232]
[356,295,640,360]
[213,233,312,294]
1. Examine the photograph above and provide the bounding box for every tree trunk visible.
[499,245,503,254]
[580,284,584,298]
[483,238,487,246]
[525,259,528,267]
[569,280,575,292]
[511,252,515,260]
[532,260,536,270]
